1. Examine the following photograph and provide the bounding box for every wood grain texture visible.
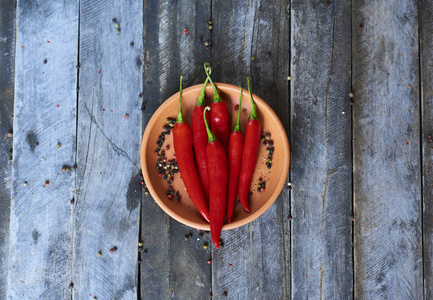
[211,0,290,298]
[140,1,212,299]
[72,1,143,299]
[8,1,79,298]
[0,0,16,298]
[290,0,353,298]
[353,0,423,298]
[420,0,433,298]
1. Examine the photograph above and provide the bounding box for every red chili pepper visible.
[238,78,261,213]
[173,75,210,222]
[192,77,211,202]
[203,106,228,249]
[204,63,230,151]
[226,88,244,223]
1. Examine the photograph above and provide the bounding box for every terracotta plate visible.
[140,83,290,230]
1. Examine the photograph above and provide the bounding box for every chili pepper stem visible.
[247,77,257,120]
[233,87,242,132]
[176,74,185,123]
[203,107,217,143]
[197,72,210,106]
[204,62,223,103]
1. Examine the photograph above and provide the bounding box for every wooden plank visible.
[140,1,212,299]
[420,0,433,298]
[290,0,353,298]
[0,0,16,298]
[211,0,290,298]
[353,0,423,298]
[7,1,79,298]
[71,1,143,299]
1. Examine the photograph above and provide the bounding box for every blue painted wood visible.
[140,1,213,299]
[4,1,432,298]
[420,0,433,298]
[0,1,16,298]
[353,0,423,298]
[8,1,79,298]
[290,0,353,298]
[211,0,291,298]
[71,0,143,299]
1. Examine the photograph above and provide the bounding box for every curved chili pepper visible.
[192,78,211,202]
[204,63,230,151]
[203,106,228,249]
[173,75,210,222]
[238,78,261,213]
[226,88,244,223]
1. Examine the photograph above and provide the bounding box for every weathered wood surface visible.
[4,0,433,298]
[0,1,16,299]
[421,0,433,298]
[353,0,423,298]
[211,0,291,299]
[140,1,212,299]
[72,0,142,299]
[8,1,79,299]
[290,0,353,299]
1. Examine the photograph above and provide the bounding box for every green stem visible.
[196,77,210,106]
[203,106,217,143]
[176,74,185,123]
[247,77,258,120]
[233,87,242,132]
[204,62,223,103]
